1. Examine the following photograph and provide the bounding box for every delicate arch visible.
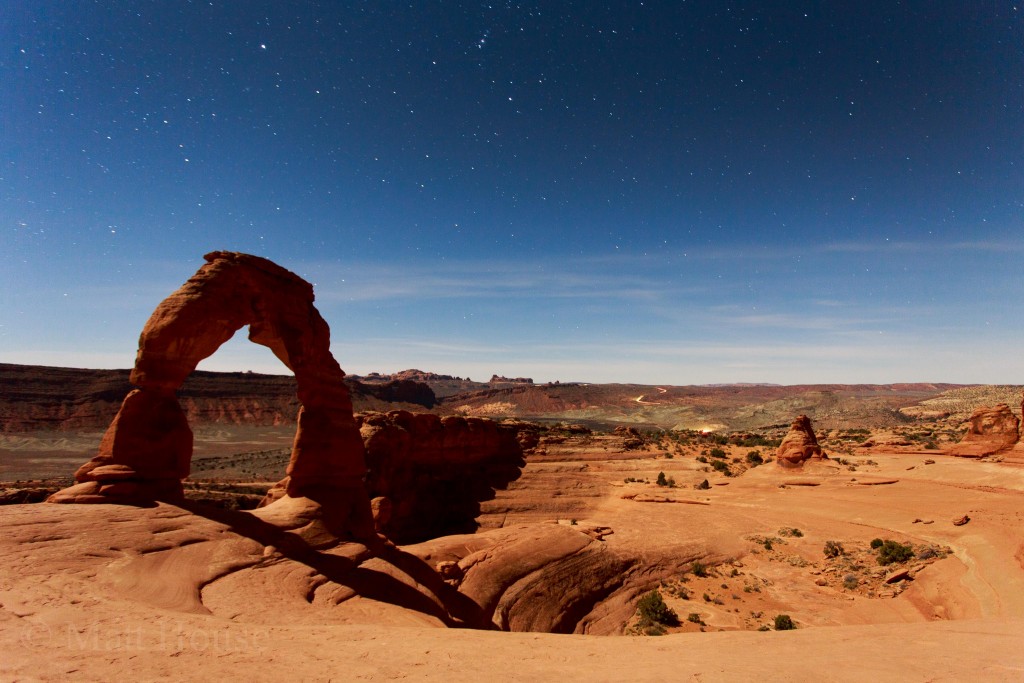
[49,251,367,505]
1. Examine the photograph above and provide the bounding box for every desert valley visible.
[2,253,1023,681]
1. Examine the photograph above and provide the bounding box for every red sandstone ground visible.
[3,423,1024,681]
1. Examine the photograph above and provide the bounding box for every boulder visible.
[776,415,825,468]
[947,403,1019,458]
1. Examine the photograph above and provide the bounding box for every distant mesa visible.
[948,400,1021,458]
[360,369,472,383]
[48,251,375,539]
[776,414,825,467]
[489,375,534,384]
[352,377,436,409]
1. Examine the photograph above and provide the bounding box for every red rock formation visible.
[263,410,528,543]
[776,415,825,467]
[947,403,1020,458]
[489,375,534,384]
[49,252,373,537]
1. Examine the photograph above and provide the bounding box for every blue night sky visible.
[2,2,1022,384]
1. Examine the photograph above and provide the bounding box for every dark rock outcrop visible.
[359,411,526,543]
[358,378,436,408]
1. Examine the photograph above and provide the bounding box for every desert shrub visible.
[696,455,708,463]
[757,625,771,631]
[746,450,764,465]
[773,614,796,630]
[778,527,803,538]
[916,546,938,560]
[709,447,727,459]
[876,540,914,566]
[695,479,711,490]
[735,435,772,448]
[691,561,709,577]
[656,471,668,487]
[636,590,679,628]
[842,573,859,590]
[870,538,884,549]
[687,612,704,625]
[924,441,938,450]
[710,459,730,474]
[823,540,845,558]
[762,538,773,551]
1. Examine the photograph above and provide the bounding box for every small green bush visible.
[870,538,884,549]
[636,590,679,628]
[710,459,730,474]
[778,527,803,538]
[656,471,668,487]
[687,612,703,624]
[709,447,727,459]
[695,479,711,490]
[746,450,764,465]
[774,614,796,631]
[823,540,845,558]
[691,561,709,577]
[876,540,914,566]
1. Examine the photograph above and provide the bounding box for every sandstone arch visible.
[49,252,370,529]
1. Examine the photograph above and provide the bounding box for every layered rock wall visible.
[358,410,527,543]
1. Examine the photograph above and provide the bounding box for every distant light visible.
[260,44,267,50]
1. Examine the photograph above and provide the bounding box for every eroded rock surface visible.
[48,252,373,539]
[776,415,825,467]
[948,403,1020,458]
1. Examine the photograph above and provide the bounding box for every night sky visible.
[2,2,1022,384]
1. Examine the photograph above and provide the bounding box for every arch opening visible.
[48,252,371,536]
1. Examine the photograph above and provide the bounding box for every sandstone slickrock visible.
[947,403,1020,458]
[48,251,374,538]
[404,523,697,634]
[262,410,528,543]
[776,415,825,468]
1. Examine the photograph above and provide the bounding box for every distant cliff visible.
[0,363,434,432]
